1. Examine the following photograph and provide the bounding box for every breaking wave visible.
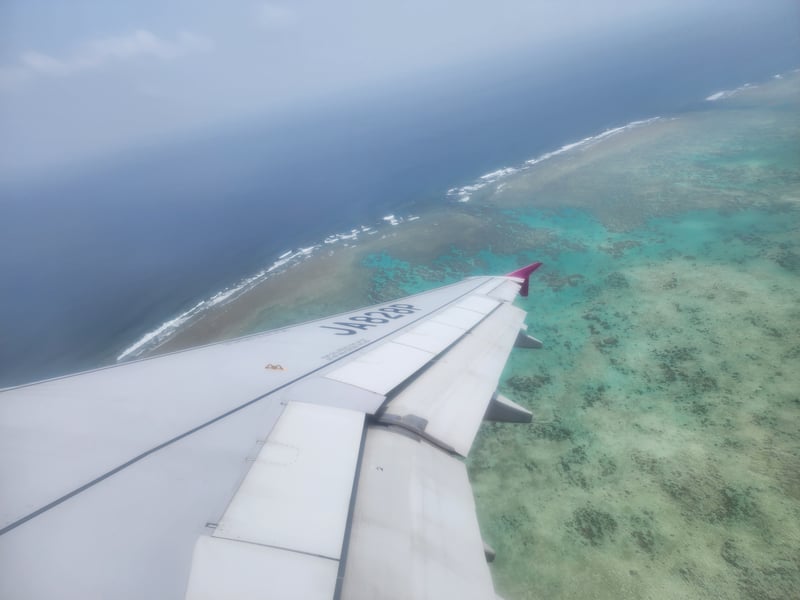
[116,217,420,361]
[705,82,756,102]
[446,116,662,203]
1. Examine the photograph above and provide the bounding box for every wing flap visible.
[211,402,364,559]
[340,427,495,600]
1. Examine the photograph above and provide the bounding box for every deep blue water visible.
[1,16,798,386]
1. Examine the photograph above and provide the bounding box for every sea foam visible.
[705,82,755,102]
[116,214,421,362]
[445,116,661,203]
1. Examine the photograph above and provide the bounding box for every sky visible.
[0,0,798,179]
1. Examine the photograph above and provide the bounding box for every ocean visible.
[1,21,797,387]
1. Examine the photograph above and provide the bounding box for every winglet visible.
[505,262,542,297]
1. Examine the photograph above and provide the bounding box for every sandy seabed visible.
[145,72,800,599]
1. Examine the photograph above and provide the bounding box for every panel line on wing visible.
[333,408,369,600]
[185,536,339,600]
[199,535,341,562]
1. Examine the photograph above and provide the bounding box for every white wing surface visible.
[0,263,543,600]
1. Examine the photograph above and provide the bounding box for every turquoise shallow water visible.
[467,201,800,598]
[463,89,800,598]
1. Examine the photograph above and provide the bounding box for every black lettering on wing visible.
[320,325,357,335]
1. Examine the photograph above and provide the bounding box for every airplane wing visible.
[0,262,543,600]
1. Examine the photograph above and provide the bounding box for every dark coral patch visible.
[569,506,618,546]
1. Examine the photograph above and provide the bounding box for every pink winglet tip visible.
[505,262,543,297]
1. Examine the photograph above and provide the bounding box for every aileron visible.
[381,302,526,456]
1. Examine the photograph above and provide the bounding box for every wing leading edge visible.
[0,263,543,600]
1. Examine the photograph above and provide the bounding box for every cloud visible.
[0,30,212,90]
[255,3,297,30]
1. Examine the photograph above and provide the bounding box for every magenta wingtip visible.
[505,262,543,297]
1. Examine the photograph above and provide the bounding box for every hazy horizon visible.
[2,0,798,180]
